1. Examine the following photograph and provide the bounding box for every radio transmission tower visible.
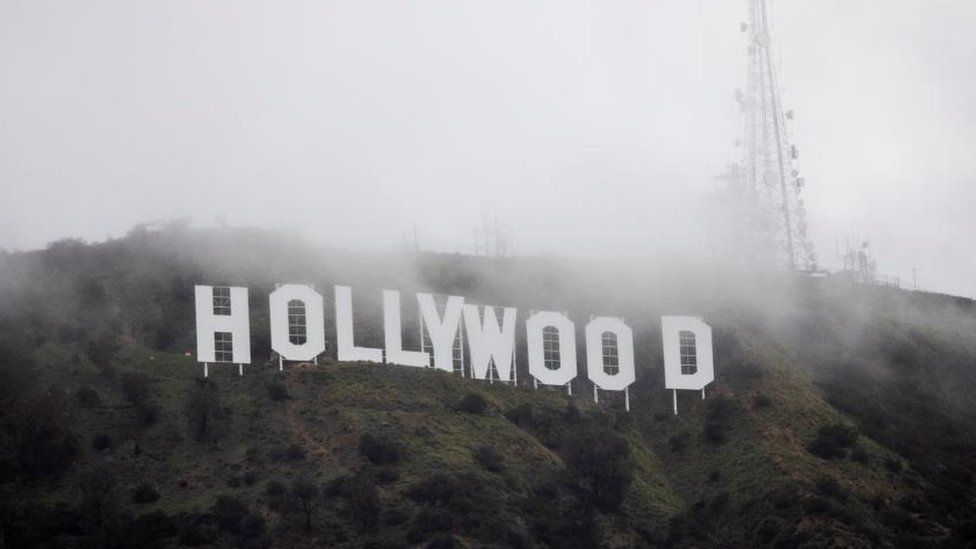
[730,0,816,271]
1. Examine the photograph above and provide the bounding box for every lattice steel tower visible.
[732,0,815,271]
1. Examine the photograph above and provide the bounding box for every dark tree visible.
[291,477,318,532]
[186,378,223,442]
[13,390,79,479]
[132,483,161,504]
[473,445,506,473]
[808,423,859,459]
[120,372,160,426]
[456,392,489,414]
[347,471,381,534]
[359,433,402,465]
[79,465,120,544]
[562,426,635,511]
[86,335,119,376]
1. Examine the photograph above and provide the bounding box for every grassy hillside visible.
[0,225,975,548]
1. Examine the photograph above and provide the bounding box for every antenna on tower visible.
[473,210,513,258]
[728,0,816,272]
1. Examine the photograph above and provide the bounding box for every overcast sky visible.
[1,1,974,297]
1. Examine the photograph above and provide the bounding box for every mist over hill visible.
[1,224,975,548]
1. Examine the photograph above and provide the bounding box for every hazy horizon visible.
[2,1,974,297]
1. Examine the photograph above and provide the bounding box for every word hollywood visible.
[194,284,716,414]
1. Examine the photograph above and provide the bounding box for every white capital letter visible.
[463,305,517,381]
[661,316,714,390]
[383,290,429,367]
[195,285,251,364]
[335,285,383,363]
[526,311,577,386]
[585,317,635,391]
[418,293,464,372]
[270,284,325,362]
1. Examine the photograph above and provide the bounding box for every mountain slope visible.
[0,225,974,548]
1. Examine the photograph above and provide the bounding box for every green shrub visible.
[884,458,904,474]
[212,495,248,533]
[803,495,836,516]
[267,381,290,402]
[92,434,113,451]
[75,385,100,408]
[408,508,454,543]
[753,393,773,408]
[359,433,402,465]
[808,423,858,459]
[133,510,178,539]
[284,443,306,461]
[814,477,849,502]
[752,516,786,544]
[291,477,318,532]
[562,426,634,511]
[265,480,287,510]
[425,533,462,549]
[186,379,224,443]
[347,471,381,534]
[266,479,287,497]
[120,373,160,426]
[473,445,506,473]
[505,403,534,427]
[702,395,739,445]
[669,432,690,453]
[179,514,218,546]
[132,483,160,504]
[375,467,400,485]
[243,470,258,486]
[14,392,80,479]
[86,336,119,376]
[239,513,265,539]
[456,392,489,415]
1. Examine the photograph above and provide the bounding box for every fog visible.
[1,1,974,297]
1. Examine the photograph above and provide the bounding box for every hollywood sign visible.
[194,284,715,413]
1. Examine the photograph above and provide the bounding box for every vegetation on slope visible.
[0,224,974,547]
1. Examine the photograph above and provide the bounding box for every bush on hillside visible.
[347,471,381,534]
[290,477,318,532]
[132,483,160,504]
[562,426,634,511]
[284,443,306,461]
[92,434,113,451]
[808,423,858,460]
[75,385,100,408]
[375,467,400,485]
[78,465,120,539]
[267,381,290,402]
[86,336,119,377]
[473,445,506,473]
[505,403,534,427]
[669,432,690,453]
[239,513,265,539]
[456,392,489,415]
[132,510,179,541]
[212,495,248,534]
[265,480,288,511]
[814,477,849,502]
[186,379,224,443]
[121,373,161,426]
[178,514,219,547]
[702,395,740,445]
[13,391,80,479]
[359,433,402,465]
